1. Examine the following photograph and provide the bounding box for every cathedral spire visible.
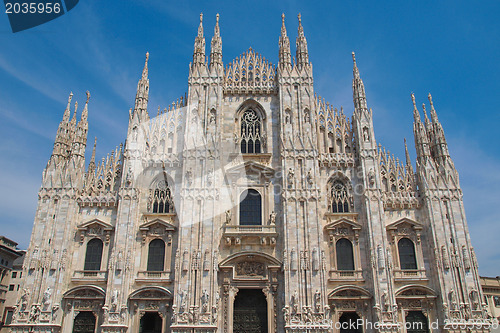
[193,13,206,65]
[133,52,150,122]
[63,92,73,122]
[412,93,431,162]
[80,91,90,123]
[404,138,414,174]
[411,93,421,123]
[428,93,439,123]
[422,103,431,131]
[352,52,368,113]
[210,13,223,71]
[295,13,309,68]
[90,137,96,168]
[427,93,450,162]
[278,13,291,69]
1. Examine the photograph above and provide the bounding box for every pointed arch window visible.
[336,238,355,271]
[330,180,349,213]
[150,180,173,214]
[84,238,103,271]
[147,239,166,272]
[240,109,262,154]
[398,237,417,270]
[239,189,262,225]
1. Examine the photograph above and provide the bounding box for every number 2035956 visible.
[5,2,61,14]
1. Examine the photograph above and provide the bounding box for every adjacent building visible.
[0,237,23,331]
[9,13,494,333]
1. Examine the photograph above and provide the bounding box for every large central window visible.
[239,189,262,225]
[150,180,173,214]
[330,180,349,213]
[240,109,262,154]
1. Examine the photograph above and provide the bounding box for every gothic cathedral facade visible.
[10,13,492,333]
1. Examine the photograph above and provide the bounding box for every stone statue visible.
[42,287,51,310]
[270,211,276,224]
[201,290,209,313]
[225,210,232,224]
[314,290,321,312]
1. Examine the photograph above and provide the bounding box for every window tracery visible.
[330,180,350,213]
[240,109,262,154]
[149,180,173,214]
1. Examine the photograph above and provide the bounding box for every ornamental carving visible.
[235,261,265,276]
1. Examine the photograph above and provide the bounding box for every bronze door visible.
[73,311,96,333]
[233,289,268,333]
[140,312,162,333]
[406,311,429,333]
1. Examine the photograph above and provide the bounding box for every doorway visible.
[406,311,429,333]
[140,312,162,333]
[72,311,96,333]
[233,289,268,333]
[339,312,362,333]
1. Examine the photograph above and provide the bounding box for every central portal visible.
[233,289,268,333]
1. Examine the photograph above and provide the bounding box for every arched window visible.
[84,238,103,271]
[240,109,262,154]
[336,238,355,271]
[151,180,172,214]
[239,189,262,225]
[330,180,349,213]
[147,239,166,272]
[398,238,417,270]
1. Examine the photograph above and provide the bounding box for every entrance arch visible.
[233,289,268,333]
[219,251,281,333]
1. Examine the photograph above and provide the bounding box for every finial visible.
[352,51,356,63]
[282,13,285,22]
[428,93,434,109]
[146,52,149,62]
[200,13,203,23]
[411,93,417,110]
[213,13,220,36]
[86,91,90,104]
[157,106,160,117]
[298,13,301,23]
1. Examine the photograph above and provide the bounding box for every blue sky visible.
[0,1,499,276]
